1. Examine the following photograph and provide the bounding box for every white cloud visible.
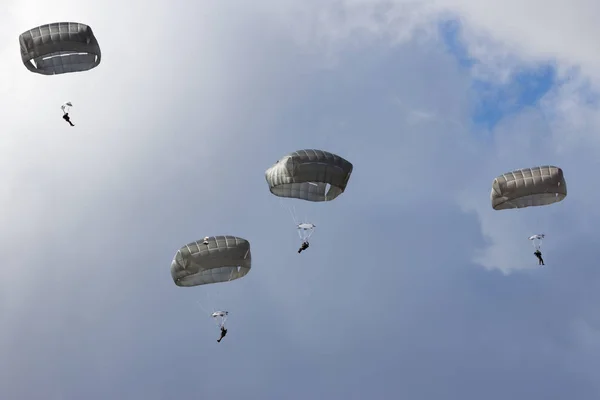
[293,0,600,273]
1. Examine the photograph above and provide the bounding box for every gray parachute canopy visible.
[265,149,353,202]
[171,236,251,287]
[19,22,101,75]
[491,166,567,210]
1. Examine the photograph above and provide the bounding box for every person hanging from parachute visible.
[298,241,309,254]
[297,223,314,254]
[62,113,74,126]
[529,234,545,266]
[211,311,229,343]
[534,250,545,266]
[217,326,228,343]
[61,102,74,127]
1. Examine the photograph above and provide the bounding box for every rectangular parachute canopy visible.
[265,149,353,202]
[170,235,251,287]
[491,166,567,210]
[19,22,101,75]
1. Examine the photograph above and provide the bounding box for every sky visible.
[2,0,600,399]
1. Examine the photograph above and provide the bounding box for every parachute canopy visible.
[297,222,315,242]
[211,311,228,318]
[19,22,101,75]
[491,166,567,210]
[61,102,72,112]
[265,149,353,202]
[171,235,251,287]
[529,234,545,241]
[529,234,545,250]
[211,311,228,328]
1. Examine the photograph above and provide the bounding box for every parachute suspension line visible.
[196,299,210,316]
[196,298,215,325]
[278,198,299,226]
[294,206,301,225]
[214,313,227,329]
[276,196,316,241]
[289,204,299,226]
[205,290,216,314]
[197,301,226,330]
[206,269,237,317]
[201,266,239,319]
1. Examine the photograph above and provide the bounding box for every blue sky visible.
[2,1,600,399]
[439,19,556,129]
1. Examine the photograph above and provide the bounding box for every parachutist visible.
[217,326,227,343]
[534,250,545,265]
[62,113,74,127]
[298,241,309,254]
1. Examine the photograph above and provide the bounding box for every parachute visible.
[61,102,72,113]
[171,235,251,287]
[491,166,567,210]
[266,149,352,247]
[172,236,250,331]
[265,149,353,202]
[211,311,228,329]
[19,22,101,75]
[529,234,545,251]
[297,222,316,242]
